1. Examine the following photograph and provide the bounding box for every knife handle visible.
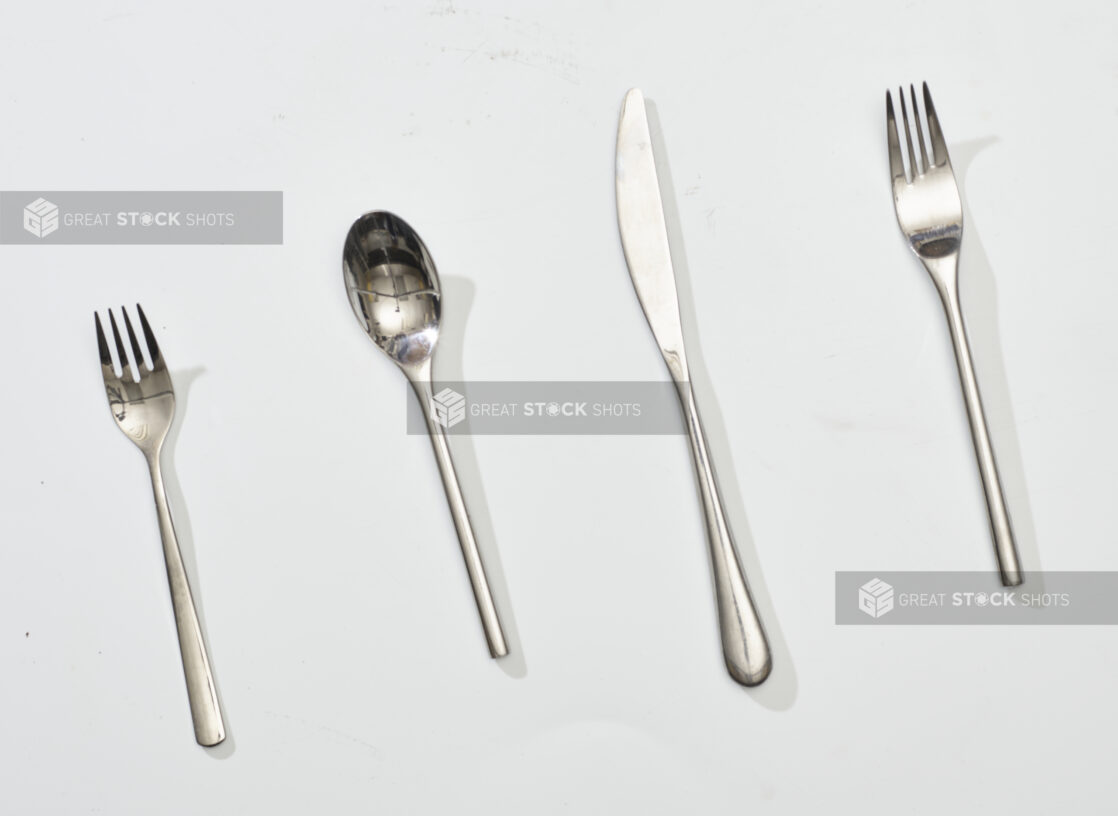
[677,383,771,686]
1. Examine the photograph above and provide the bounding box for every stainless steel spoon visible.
[343,211,508,658]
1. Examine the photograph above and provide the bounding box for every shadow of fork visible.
[160,365,237,756]
[950,136,1042,586]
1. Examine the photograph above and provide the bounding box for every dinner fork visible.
[95,305,225,745]
[886,83,1022,587]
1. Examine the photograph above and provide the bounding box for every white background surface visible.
[1,0,1116,812]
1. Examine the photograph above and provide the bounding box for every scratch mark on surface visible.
[265,710,379,754]
[463,41,487,63]
[705,207,720,232]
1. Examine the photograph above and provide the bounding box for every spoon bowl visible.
[343,211,442,368]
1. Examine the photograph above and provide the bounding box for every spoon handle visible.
[677,382,771,686]
[411,378,509,658]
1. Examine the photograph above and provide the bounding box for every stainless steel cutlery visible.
[78,85,1028,727]
[342,211,509,658]
[95,305,225,746]
[615,88,771,686]
[886,83,1023,586]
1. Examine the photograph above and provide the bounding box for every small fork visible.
[95,305,225,745]
[886,83,1022,587]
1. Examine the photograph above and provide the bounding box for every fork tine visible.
[107,309,133,380]
[898,86,920,177]
[121,307,147,372]
[886,91,906,183]
[909,84,930,175]
[136,304,165,370]
[923,82,950,166]
[94,312,114,374]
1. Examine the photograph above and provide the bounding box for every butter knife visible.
[615,88,771,686]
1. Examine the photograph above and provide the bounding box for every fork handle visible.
[146,453,226,746]
[677,382,771,686]
[939,288,1023,586]
[410,379,509,659]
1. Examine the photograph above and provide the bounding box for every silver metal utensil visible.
[886,83,1023,587]
[342,211,509,658]
[95,305,225,746]
[615,89,771,686]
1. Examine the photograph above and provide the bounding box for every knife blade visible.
[615,88,689,380]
